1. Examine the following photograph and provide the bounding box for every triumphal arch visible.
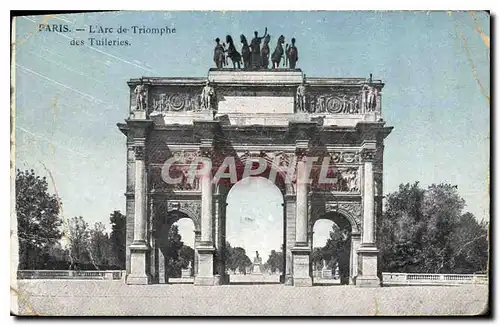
[118,68,392,287]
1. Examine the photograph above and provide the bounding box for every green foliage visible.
[225,242,252,274]
[67,216,91,268]
[16,169,62,269]
[109,210,126,269]
[265,250,283,273]
[379,182,488,274]
[88,222,113,267]
[313,223,351,284]
[165,224,184,277]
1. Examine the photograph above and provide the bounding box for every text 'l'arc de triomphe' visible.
[118,68,393,287]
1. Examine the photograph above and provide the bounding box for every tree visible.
[379,182,488,274]
[226,246,252,274]
[265,250,284,274]
[88,222,112,268]
[179,245,195,270]
[449,213,488,273]
[311,247,325,271]
[67,216,91,269]
[321,223,351,284]
[378,182,426,272]
[16,169,62,269]
[109,210,126,269]
[165,224,184,277]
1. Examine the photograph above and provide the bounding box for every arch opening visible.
[311,212,354,286]
[156,213,195,284]
[224,176,285,284]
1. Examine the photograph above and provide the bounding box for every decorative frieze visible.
[152,92,201,112]
[325,201,362,229]
[328,151,361,164]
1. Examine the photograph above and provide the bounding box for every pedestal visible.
[194,245,215,286]
[291,246,312,287]
[356,246,381,287]
[181,268,192,278]
[127,242,150,285]
[252,264,262,275]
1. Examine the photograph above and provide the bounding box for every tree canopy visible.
[16,169,62,269]
[379,182,488,274]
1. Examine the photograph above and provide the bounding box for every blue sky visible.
[14,11,489,258]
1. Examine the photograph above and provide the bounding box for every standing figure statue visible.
[226,35,242,69]
[213,38,225,69]
[271,35,285,69]
[249,27,268,69]
[240,34,251,69]
[362,84,379,112]
[296,82,307,112]
[287,38,299,69]
[261,34,271,69]
[134,84,148,111]
[201,81,215,110]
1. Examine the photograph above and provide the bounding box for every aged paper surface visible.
[11,10,490,316]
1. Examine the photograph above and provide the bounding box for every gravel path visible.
[13,280,488,316]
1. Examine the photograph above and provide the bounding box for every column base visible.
[356,246,380,288]
[127,241,149,285]
[292,246,312,287]
[126,274,150,285]
[194,244,215,286]
[355,275,381,287]
[284,274,293,286]
[194,276,216,286]
[293,277,313,287]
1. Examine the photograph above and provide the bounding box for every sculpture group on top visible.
[213,27,299,70]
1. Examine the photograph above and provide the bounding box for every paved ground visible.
[13,280,488,316]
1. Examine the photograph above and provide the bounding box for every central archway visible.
[225,176,284,284]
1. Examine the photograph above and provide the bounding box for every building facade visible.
[117,69,392,286]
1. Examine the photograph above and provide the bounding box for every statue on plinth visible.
[249,27,268,69]
[201,81,215,110]
[133,84,148,112]
[226,35,242,69]
[213,38,225,69]
[252,251,263,274]
[286,37,299,69]
[261,34,271,69]
[296,82,307,112]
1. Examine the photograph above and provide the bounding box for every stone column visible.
[291,143,312,286]
[349,233,361,285]
[158,248,166,284]
[194,230,201,277]
[194,142,216,286]
[284,195,295,285]
[213,194,227,285]
[356,145,380,287]
[127,140,150,284]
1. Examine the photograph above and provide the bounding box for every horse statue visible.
[213,37,225,69]
[240,34,251,69]
[271,35,285,69]
[226,35,242,69]
[261,34,271,69]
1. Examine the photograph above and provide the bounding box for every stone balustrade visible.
[382,272,488,286]
[17,270,125,280]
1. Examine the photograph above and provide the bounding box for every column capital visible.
[295,140,310,159]
[360,145,376,162]
[133,145,146,160]
[199,138,214,157]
